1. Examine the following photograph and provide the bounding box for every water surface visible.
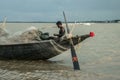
[0,23,120,80]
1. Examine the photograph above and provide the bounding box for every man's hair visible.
[56,21,62,25]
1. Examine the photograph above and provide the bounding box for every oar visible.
[63,11,80,70]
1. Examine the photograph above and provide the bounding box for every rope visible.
[75,37,81,53]
[0,16,7,29]
[70,21,76,34]
[1,16,7,29]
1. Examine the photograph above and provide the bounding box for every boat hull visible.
[0,40,67,60]
[0,34,90,60]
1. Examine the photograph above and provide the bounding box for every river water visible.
[0,23,120,80]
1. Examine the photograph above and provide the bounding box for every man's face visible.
[57,24,62,28]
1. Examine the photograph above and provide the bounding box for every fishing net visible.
[0,28,9,37]
[8,27,42,43]
[0,27,42,44]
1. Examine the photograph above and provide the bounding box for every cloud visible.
[0,0,120,21]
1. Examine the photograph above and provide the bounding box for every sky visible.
[0,0,120,21]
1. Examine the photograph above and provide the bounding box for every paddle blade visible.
[70,44,80,70]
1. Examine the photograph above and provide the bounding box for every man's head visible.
[56,21,62,28]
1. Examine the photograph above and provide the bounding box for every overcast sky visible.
[0,0,120,21]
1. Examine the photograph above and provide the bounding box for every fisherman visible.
[40,21,65,41]
[54,21,65,38]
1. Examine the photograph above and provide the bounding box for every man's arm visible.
[54,34,62,37]
[54,28,65,37]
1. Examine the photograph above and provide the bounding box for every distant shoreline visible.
[0,21,56,23]
[0,20,120,23]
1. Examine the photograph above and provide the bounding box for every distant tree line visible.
[0,19,120,23]
[80,19,120,23]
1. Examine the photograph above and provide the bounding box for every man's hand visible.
[66,33,73,39]
[54,34,58,36]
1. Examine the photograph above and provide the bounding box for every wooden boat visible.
[0,34,92,60]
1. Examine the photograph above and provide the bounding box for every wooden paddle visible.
[63,11,80,70]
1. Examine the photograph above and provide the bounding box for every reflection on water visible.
[0,60,71,72]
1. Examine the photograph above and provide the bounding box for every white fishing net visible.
[0,28,9,37]
[0,27,42,44]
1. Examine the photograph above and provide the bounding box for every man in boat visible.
[54,21,65,38]
[46,21,65,41]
